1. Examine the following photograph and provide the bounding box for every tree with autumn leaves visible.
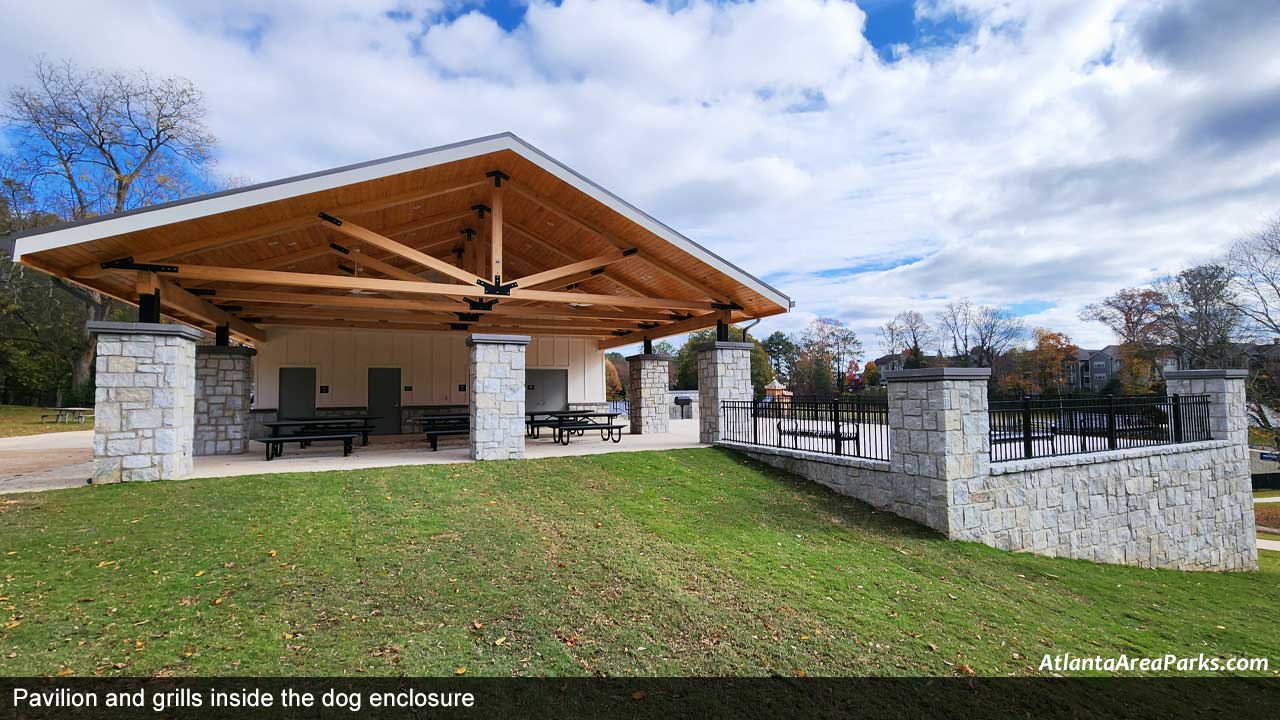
[998,328,1078,398]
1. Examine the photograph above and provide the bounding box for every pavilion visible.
[10,133,790,481]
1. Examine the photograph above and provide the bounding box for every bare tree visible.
[937,299,974,360]
[880,310,935,368]
[3,57,217,387]
[1227,214,1280,337]
[971,305,1025,367]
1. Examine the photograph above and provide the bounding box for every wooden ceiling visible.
[14,137,789,349]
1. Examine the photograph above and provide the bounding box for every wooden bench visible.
[552,422,626,445]
[254,432,358,460]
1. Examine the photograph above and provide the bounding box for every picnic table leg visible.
[344,438,352,457]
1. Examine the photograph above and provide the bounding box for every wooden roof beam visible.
[597,310,741,351]
[202,288,677,322]
[153,264,718,311]
[505,177,731,302]
[148,274,267,343]
[319,213,485,288]
[510,249,633,290]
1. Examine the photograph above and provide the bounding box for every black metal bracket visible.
[639,322,661,330]
[460,228,476,241]
[590,268,606,276]
[672,313,694,321]
[711,302,743,311]
[612,330,633,337]
[486,170,510,187]
[622,247,639,257]
[336,264,356,275]
[454,312,481,323]
[449,323,471,331]
[471,204,491,219]
[215,305,244,312]
[318,211,343,226]
[466,297,498,311]
[100,257,177,273]
[329,242,350,254]
[476,277,517,296]
[186,288,216,297]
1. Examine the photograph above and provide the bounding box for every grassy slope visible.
[0,448,1277,678]
[0,405,93,438]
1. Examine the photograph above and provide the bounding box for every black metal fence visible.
[721,398,891,461]
[989,394,1212,462]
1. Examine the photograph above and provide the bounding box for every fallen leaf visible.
[958,665,975,675]
[454,666,467,675]
[96,561,115,568]
[194,570,205,577]
[211,597,224,606]
[268,550,278,558]
[928,643,939,652]
[56,668,74,677]
[494,637,507,646]
[4,621,20,630]
[631,691,646,701]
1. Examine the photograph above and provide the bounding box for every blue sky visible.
[2,0,1277,355]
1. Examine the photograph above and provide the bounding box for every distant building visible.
[764,378,792,401]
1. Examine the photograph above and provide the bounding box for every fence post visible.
[1171,393,1183,443]
[1106,394,1118,450]
[752,399,759,445]
[1021,395,1033,460]
[832,400,843,455]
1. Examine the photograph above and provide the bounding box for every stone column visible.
[88,321,202,483]
[194,345,256,455]
[884,368,991,533]
[696,341,753,444]
[467,333,530,461]
[626,353,671,434]
[1164,369,1249,447]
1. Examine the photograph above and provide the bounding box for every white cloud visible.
[2,0,1277,356]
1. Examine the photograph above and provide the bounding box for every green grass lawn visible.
[1,448,1277,678]
[1256,489,1280,499]
[0,404,93,438]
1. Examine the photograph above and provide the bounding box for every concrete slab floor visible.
[189,419,706,479]
[0,430,93,494]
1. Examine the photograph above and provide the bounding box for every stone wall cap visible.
[466,333,531,347]
[1164,369,1249,379]
[693,341,754,352]
[884,367,992,382]
[196,345,257,357]
[625,353,672,362]
[87,320,207,341]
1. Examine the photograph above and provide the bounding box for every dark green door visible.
[278,367,316,419]
[368,368,402,435]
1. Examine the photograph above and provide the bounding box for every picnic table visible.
[409,414,470,450]
[527,411,626,445]
[41,407,93,424]
[261,416,381,446]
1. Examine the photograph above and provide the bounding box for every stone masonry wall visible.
[697,342,752,444]
[715,367,1258,572]
[467,334,529,461]
[194,346,255,456]
[89,322,200,483]
[951,441,1258,571]
[627,354,670,434]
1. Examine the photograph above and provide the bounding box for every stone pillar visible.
[626,353,671,434]
[88,321,202,483]
[696,341,753,444]
[1164,369,1249,447]
[194,345,256,455]
[467,333,530,461]
[884,368,991,532]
